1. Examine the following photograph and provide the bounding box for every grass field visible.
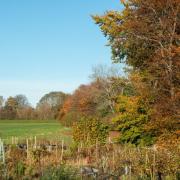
[0,120,72,144]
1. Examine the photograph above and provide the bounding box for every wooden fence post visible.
[11,136,14,145]
[61,140,64,162]
[96,139,99,166]
[0,139,5,164]
[34,136,37,149]
[26,138,29,160]
[55,142,57,160]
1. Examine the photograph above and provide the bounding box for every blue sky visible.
[0,0,123,106]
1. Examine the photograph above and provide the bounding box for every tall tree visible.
[90,64,135,114]
[3,97,18,119]
[14,94,30,108]
[37,91,68,108]
[59,81,106,126]
[0,96,4,109]
[93,0,180,138]
[37,91,69,120]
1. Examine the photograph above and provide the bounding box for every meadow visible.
[0,120,72,144]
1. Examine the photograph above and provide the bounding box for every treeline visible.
[59,0,179,146]
[0,92,68,120]
[58,65,155,146]
[58,65,134,126]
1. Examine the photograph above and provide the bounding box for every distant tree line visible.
[0,92,69,120]
[58,65,134,126]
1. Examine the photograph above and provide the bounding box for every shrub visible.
[40,165,80,180]
[73,116,109,146]
[113,95,154,146]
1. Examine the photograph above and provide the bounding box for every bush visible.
[113,95,154,146]
[73,116,109,146]
[40,165,80,180]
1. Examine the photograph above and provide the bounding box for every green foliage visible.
[73,117,109,146]
[40,165,80,180]
[113,95,154,146]
[14,161,26,177]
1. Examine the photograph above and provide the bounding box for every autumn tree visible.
[0,96,4,109]
[0,96,4,119]
[17,106,36,120]
[93,0,180,140]
[73,117,109,146]
[14,94,30,108]
[0,95,37,120]
[37,92,68,108]
[90,64,135,114]
[13,94,36,120]
[113,95,153,145]
[59,65,135,126]
[36,103,54,120]
[59,82,101,126]
[2,97,18,119]
[37,91,69,120]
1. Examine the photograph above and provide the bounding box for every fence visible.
[0,139,5,164]
[1,136,66,164]
[0,136,179,179]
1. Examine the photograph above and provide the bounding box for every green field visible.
[0,120,72,144]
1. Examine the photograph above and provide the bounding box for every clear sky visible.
[0,0,123,106]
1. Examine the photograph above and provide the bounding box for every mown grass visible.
[0,119,72,144]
